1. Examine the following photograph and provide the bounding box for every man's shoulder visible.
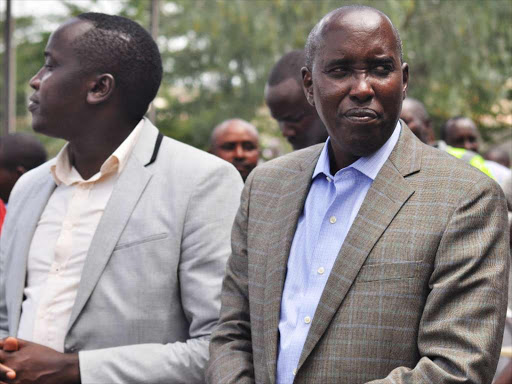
[154,135,242,183]
[419,143,504,197]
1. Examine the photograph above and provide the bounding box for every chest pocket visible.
[356,261,424,282]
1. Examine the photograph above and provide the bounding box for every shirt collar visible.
[313,120,402,181]
[51,118,145,186]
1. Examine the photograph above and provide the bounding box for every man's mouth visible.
[28,101,39,112]
[28,96,39,112]
[344,108,378,122]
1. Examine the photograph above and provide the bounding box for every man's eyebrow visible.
[324,58,352,67]
[369,57,395,64]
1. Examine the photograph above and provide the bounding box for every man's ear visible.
[401,62,409,100]
[301,67,315,107]
[86,74,115,105]
[15,165,26,177]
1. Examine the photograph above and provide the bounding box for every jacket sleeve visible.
[207,171,256,384]
[367,176,510,384]
[0,173,32,339]
[78,162,244,384]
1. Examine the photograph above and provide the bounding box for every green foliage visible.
[151,0,512,149]
[1,0,511,157]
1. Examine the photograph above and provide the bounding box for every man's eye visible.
[329,67,349,76]
[373,65,392,75]
[243,143,256,151]
[285,115,304,123]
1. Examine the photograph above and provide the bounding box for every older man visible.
[208,5,509,384]
[210,119,259,181]
[0,13,242,384]
[265,50,328,150]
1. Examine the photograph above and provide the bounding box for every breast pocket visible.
[356,261,424,282]
[113,232,168,251]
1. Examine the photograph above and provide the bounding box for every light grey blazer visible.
[0,119,244,383]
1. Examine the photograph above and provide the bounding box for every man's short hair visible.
[304,5,403,69]
[403,98,430,123]
[440,116,466,141]
[0,133,47,171]
[74,13,163,122]
[267,50,306,87]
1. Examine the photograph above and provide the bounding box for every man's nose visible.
[349,73,374,103]
[234,145,245,159]
[29,70,42,90]
[280,122,295,138]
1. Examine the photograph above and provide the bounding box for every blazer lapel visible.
[9,172,56,335]
[67,121,158,332]
[297,125,422,370]
[263,146,322,384]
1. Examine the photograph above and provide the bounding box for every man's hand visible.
[0,337,19,380]
[0,338,80,384]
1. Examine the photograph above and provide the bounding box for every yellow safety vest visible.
[445,146,496,180]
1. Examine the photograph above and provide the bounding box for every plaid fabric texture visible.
[207,125,510,384]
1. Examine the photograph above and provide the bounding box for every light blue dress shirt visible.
[276,121,402,383]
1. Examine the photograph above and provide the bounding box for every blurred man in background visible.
[265,50,327,150]
[0,133,47,234]
[210,118,259,181]
[442,116,511,185]
[485,146,510,169]
[399,97,434,144]
[0,133,47,205]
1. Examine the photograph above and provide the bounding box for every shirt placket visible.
[32,181,93,347]
[296,177,338,349]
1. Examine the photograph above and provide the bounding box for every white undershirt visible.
[17,119,143,352]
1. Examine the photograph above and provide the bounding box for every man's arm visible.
[368,177,510,383]
[207,172,255,384]
[77,162,244,384]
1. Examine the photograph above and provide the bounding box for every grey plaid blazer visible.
[207,125,510,384]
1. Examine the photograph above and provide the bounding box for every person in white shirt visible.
[0,12,243,384]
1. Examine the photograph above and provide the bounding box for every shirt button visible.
[326,176,331,182]
[329,216,337,224]
[317,267,325,275]
[304,316,311,324]
[293,368,297,376]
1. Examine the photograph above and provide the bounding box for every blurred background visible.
[0,0,511,159]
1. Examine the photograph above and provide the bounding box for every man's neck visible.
[67,120,137,180]
[328,141,359,175]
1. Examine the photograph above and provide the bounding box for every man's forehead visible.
[47,18,93,49]
[453,119,478,132]
[316,8,397,58]
[322,8,385,37]
[214,120,258,143]
[265,78,305,105]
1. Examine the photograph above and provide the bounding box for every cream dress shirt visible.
[17,120,143,352]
